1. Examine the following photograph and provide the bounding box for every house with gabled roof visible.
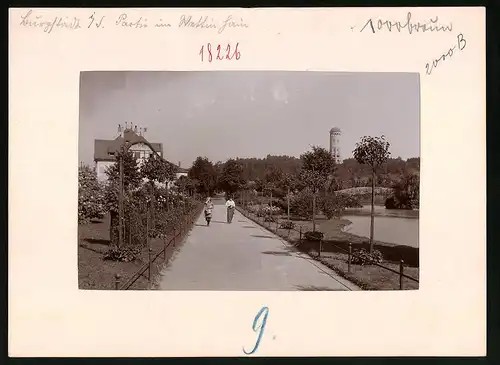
[93,124,188,185]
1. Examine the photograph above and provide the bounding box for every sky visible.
[79,71,420,168]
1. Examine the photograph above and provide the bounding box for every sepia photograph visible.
[78,71,420,291]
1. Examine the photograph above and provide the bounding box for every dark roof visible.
[94,138,162,161]
[93,129,188,173]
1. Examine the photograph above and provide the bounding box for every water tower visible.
[329,127,342,164]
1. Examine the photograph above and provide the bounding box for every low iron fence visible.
[114,204,202,290]
[236,202,419,290]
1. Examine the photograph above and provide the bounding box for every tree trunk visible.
[269,190,273,220]
[118,155,123,249]
[110,211,119,248]
[287,187,290,222]
[369,169,375,253]
[312,191,317,232]
[149,181,156,228]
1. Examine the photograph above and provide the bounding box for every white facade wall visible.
[95,161,115,182]
[329,131,342,164]
[95,153,187,190]
[129,143,155,167]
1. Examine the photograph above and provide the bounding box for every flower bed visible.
[237,206,419,290]
[78,201,202,290]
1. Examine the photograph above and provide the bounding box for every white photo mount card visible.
[9,7,485,357]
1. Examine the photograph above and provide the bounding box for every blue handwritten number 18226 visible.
[243,306,269,355]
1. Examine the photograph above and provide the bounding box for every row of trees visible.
[79,134,419,255]
[203,154,420,191]
[182,135,404,253]
[78,150,198,261]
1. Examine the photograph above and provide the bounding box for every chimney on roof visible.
[178,161,181,168]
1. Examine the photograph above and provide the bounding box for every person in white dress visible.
[225,197,236,223]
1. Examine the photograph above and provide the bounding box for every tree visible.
[386,173,419,210]
[175,175,196,196]
[299,146,336,231]
[78,164,105,224]
[188,157,218,196]
[103,150,142,248]
[279,172,299,222]
[320,192,362,219]
[218,159,244,196]
[289,188,314,219]
[238,180,258,207]
[353,135,391,253]
[226,155,302,182]
[264,166,283,207]
[140,154,176,223]
[105,150,142,192]
[141,154,176,187]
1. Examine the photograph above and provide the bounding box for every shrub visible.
[342,194,363,208]
[385,174,419,210]
[335,187,392,206]
[320,194,344,219]
[246,205,259,214]
[351,249,383,265]
[280,221,296,230]
[274,198,288,212]
[290,189,314,219]
[103,246,142,262]
[78,165,105,224]
[266,206,282,215]
[385,196,397,209]
[264,215,277,222]
[107,182,199,248]
[319,193,363,219]
[304,231,324,241]
[255,205,282,217]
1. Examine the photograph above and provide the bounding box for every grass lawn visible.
[238,206,419,291]
[78,208,202,290]
[311,252,419,290]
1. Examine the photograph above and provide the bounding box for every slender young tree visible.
[264,166,283,217]
[353,135,391,253]
[104,150,141,248]
[299,146,336,232]
[141,154,175,221]
[280,172,298,222]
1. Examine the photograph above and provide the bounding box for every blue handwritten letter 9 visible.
[243,306,269,355]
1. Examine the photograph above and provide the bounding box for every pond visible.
[342,205,419,248]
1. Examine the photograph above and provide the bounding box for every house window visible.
[134,152,140,159]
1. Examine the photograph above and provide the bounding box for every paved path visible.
[158,202,359,291]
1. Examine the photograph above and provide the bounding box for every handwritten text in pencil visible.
[19,9,81,33]
[180,15,249,34]
[360,12,452,34]
[425,34,467,75]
